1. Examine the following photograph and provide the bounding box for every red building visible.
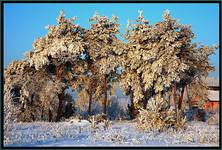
[204,86,220,112]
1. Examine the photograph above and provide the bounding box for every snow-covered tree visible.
[85,12,124,114]
[121,10,217,121]
[4,60,52,121]
[25,10,87,121]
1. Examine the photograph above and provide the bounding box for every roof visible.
[204,77,219,86]
[208,90,220,101]
[208,86,220,90]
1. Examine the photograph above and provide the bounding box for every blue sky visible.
[4,3,219,78]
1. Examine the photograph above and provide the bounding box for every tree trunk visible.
[130,92,134,107]
[48,109,52,122]
[173,82,179,123]
[56,93,63,122]
[31,113,35,121]
[88,92,92,116]
[142,90,149,109]
[178,86,185,110]
[56,65,62,79]
[186,85,192,109]
[41,107,44,120]
[128,91,135,119]
[55,65,63,122]
[166,92,171,108]
[103,74,108,114]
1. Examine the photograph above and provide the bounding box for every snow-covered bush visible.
[88,114,112,131]
[207,113,219,125]
[136,97,186,132]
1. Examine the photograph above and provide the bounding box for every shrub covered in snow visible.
[206,113,219,125]
[136,97,186,132]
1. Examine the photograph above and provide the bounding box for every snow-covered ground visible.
[4,120,219,147]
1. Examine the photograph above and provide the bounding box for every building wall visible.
[204,101,219,112]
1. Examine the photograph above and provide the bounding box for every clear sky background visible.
[4,3,219,78]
